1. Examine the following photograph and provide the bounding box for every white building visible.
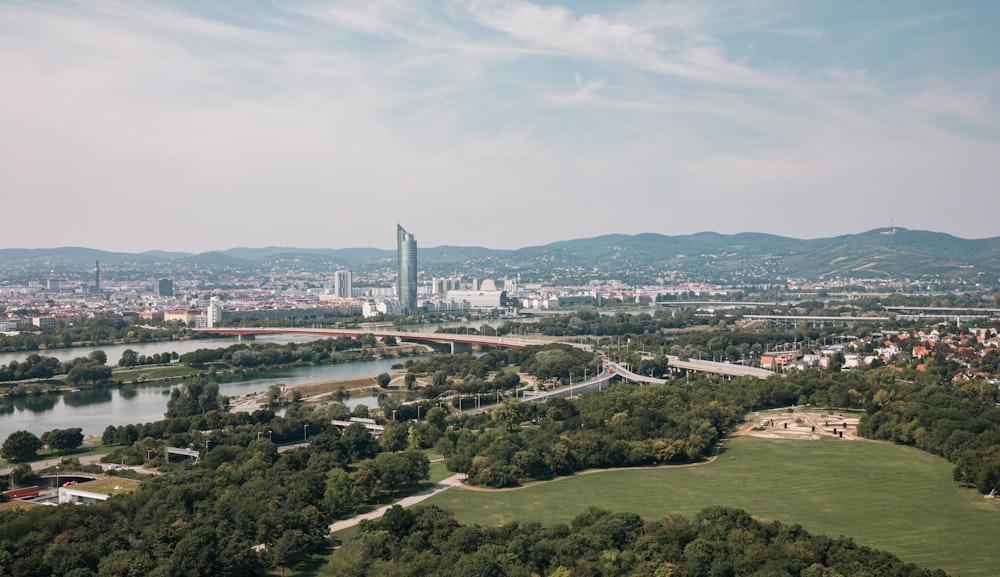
[206,298,223,328]
[447,290,506,310]
[362,300,401,318]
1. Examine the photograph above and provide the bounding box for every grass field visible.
[112,364,201,382]
[421,437,999,577]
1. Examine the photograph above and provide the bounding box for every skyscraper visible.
[397,224,417,314]
[333,270,353,299]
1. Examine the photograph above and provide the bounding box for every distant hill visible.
[1,228,999,283]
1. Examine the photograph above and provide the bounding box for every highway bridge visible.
[199,327,772,380]
[198,327,554,354]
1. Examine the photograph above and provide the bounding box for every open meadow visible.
[422,436,999,577]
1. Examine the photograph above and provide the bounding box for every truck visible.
[2,485,40,500]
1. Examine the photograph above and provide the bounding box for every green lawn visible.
[112,364,201,382]
[422,437,999,577]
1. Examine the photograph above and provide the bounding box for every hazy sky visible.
[2,1,998,252]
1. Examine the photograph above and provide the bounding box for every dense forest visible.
[1,403,431,577]
[326,504,947,577]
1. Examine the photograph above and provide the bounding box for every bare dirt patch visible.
[735,410,861,441]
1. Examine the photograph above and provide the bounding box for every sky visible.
[1,1,999,253]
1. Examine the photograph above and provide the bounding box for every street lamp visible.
[268,430,272,441]
[55,465,59,490]
[304,424,309,442]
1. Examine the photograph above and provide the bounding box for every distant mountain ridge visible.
[2,228,999,283]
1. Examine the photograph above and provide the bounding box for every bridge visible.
[198,327,553,354]
[199,327,772,380]
[743,314,890,328]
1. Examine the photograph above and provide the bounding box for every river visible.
[0,317,540,439]
[0,318,537,367]
[0,354,425,438]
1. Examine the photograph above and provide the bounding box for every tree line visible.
[0,316,189,352]
[0,350,112,388]
[325,504,946,577]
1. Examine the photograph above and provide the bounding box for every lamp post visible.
[55,465,59,490]
[304,424,309,442]
[268,430,272,442]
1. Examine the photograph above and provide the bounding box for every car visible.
[108,464,124,471]
[62,481,76,487]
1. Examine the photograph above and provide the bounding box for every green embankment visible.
[422,437,999,577]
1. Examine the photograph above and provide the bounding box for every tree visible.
[66,362,113,387]
[404,372,417,389]
[380,421,409,453]
[41,427,84,455]
[10,463,33,487]
[323,468,358,517]
[491,399,522,431]
[377,373,392,388]
[88,350,108,365]
[118,349,139,368]
[1,430,44,462]
[270,529,309,576]
[383,335,397,346]
[166,377,228,418]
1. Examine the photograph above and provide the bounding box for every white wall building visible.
[447,290,506,310]
[206,298,223,328]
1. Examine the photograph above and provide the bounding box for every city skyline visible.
[1,1,998,252]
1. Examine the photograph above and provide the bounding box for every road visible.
[1,455,158,477]
[328,473,465,534]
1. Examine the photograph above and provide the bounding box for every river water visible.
[0,318,538,438]
[0,353,424,438]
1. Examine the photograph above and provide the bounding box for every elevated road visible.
[198,327,555,353]
[661,356,774,379]
[199,327,769,379]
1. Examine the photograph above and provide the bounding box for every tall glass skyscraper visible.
[397,224,417,314]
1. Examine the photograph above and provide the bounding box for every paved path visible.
[328,473,465,533]
[0,454,105,477]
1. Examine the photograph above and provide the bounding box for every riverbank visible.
[0,343,427,400]
[228,372,429,412]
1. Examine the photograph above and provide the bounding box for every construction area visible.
[736,409,862,441]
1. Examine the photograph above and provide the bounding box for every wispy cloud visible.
[0,0,997,250]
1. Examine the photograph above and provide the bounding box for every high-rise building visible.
[157,279,174,297]
[333,270,353,299]
[206,297,223,328]
[397,224,418,314]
